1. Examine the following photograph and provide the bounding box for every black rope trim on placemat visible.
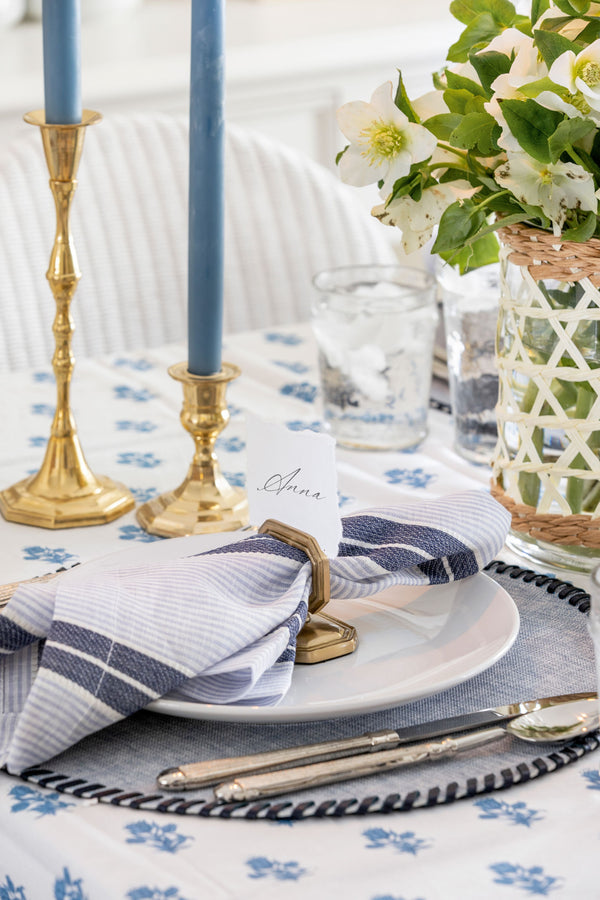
[12,560,598,820]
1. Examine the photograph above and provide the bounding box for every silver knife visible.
[156,690,596,791]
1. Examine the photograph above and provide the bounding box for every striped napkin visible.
[0,490,509,773]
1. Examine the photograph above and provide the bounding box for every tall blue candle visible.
[188,0,225,376]
[42,0,82,125]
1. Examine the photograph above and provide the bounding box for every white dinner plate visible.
[62,531,519,724]
[66,530,521,724]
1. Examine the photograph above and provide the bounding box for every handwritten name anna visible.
[257,467,325,501]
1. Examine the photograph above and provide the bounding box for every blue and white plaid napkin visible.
[0,490,509,773]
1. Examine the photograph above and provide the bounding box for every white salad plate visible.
[64,531,520,724]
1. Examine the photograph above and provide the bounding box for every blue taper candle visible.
[42,0,82,125]
[188,0,225,376]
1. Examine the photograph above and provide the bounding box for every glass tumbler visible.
[436,262,500,465]
[311,265,438,450]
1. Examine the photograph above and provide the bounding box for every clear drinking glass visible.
[311,265,438,450]
[436,262,500,465]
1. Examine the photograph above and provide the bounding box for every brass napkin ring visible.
[258,519,357,664]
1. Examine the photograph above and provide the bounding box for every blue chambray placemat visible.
[13,562,598,820]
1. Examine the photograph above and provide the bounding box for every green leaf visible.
[450,111,502,156]
[575,19,600,43]
[439,230,500,272]
[432,199,486,253]
[450,0,517,26]
[448,12,504,63]
[554,0,590,14]
[469,50,512,94]
[537,15,575,34]
[422,113,463,141]
[394,70,419,123]
[501,99,563,162]
[443,88,486,115]
[548,116,596,162]
[531,0,551,24]
[388,169,425,202]
[445,69,488,98]
[561,210,597,242]
[534,29,581,68]
[518,76,564,98]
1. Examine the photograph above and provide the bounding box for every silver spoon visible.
[213,698,599,803]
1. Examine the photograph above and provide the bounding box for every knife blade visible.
[156,690,596,791]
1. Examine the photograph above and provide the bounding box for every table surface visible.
[0,324,597,900]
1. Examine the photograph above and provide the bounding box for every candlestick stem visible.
[0,110,134,528]
[137,361,249,537]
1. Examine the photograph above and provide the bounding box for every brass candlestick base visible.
[137,361,249,537]
[0,110,134,529]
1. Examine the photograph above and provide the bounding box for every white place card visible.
[245,414,342,558]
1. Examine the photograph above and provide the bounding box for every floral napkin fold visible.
[0,490,509,773]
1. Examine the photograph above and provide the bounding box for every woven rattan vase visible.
[492,222,600,573]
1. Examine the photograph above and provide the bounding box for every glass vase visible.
[492,223,600,573]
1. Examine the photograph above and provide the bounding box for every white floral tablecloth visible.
[0,324,598,900]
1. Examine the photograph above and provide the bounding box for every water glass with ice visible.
[311,265,438,450]
[436,262,500,465]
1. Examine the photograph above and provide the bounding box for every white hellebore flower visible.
[337,82,437,196]
[495,153,597,228]
[550,40,600,112]
[372,184,457,255]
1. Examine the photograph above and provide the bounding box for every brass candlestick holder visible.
[137,361,249,537]
[0,110,134,529]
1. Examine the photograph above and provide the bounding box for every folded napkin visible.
[0,490,509,773]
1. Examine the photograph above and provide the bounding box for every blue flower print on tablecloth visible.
[119,525,163,543]
[130,487,159,504]
[582,769,600,790]
[372,895,427,900]
[114,358,154,372]
[33,371,53,383]
[22,546,77,565]
[124,821,193,854]
[217,436,245,452]
[337,492,355,507]
[363,828,432,856]
[30,403,54,416]
[28,436,47,448]
[474,798,544,827]
[113,386,156,403]
[126,888,190,900]
[224,471,245,488]
[228,403,242,418]
[8,786,75,818]
[489,863,562,895]
[274,360,310,374]
[116,421,158,433]
[117,452,162,469]
[264,332,303,346]
[246,858,308,881]
[384,468,437,489]
[286,420,322,433]
[280,383,317,404]
[0,876,26,900]
[53,867,86,900]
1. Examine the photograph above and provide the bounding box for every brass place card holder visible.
[258,519,357,664]
[0,110,134,529]
[137,361,249,537]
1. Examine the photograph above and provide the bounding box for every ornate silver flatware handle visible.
[157,729,401,790]
[213,728,505,802]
